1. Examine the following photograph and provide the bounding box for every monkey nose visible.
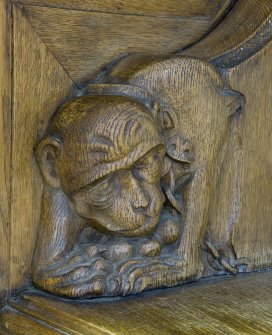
[133,198,149,212]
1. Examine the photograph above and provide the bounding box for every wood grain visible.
[32,92,179,298]
[12,0,233,20]
[199,33,272,276]
[182,0,272,66]
[10,4,76,291]
[0,0,271,311]
[0,0,11,307]
[8,271,272,335]
[229,39,272,271]
[0,307,63,335]
[101,55,245,283]
[20,4,220,83]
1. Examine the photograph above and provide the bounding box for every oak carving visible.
[32,56,245,298]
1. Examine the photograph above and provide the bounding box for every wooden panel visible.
[21,5,218,83]
[0,0,11,306]
[9,272,272,335]
[2,0,271,304]
[10,4,76,290]
[13,0,232,19]
[229,40,272,270]
[182,0,272,66]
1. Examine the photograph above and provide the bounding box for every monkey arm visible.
[175,167,212,279]
[205,116,243,274]
[31,187,111,297]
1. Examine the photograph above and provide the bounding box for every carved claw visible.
[33,270,109,298]
[121,262,171,295]
[114,257,187,295]
[132,269,188,294]
[205,241,238,274]
[33,253,114,298]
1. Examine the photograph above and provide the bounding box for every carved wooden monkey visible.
[32,55,245,298]
[33,95,180,297]
[93,54,245,283]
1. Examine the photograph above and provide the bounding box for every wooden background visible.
[1,0,272,308]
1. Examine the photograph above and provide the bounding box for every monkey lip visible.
[134,208,160,219]
[116,214,160,237]
[136,214,160,232]
[144,212,160,219]
[85,211,161,237]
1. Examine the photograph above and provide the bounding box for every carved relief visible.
[32,56,245,298]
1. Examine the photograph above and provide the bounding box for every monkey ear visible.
[35,137,62,189]
[222,86,246,117]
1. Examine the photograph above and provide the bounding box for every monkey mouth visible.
[116,215,160,237]
[145,213,160,218]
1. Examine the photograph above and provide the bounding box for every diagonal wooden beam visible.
[10,0,234,21]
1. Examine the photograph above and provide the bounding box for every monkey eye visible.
[158,111,175,131]
[132,152,163,182]
[76,174,113,194]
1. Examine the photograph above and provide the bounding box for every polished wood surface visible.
[228,39,272,270]
[0,1,244,299]
[10,4,75,291]
[1,271,272,334]
[29,55,245,299]
[182,0,272,67]
[0,2,272,333]
[0,0,11,307]
[199,38,272,276]
[0,308,62,335]
[12,0,233,19]
[17,2,232,83]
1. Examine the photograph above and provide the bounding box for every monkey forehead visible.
[63,113,163,162]
[55,99,164,193]
[60,139,164,194]
[50,95,155,135]
[61,100,159,155]
[81,103,154,140]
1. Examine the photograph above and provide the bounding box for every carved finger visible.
[132,270,187,294]
[122,263,178,295]
[52,280,107,298]
[117,259,145,276]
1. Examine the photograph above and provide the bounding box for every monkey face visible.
[70,146,166,236]
[36,96,166,237]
